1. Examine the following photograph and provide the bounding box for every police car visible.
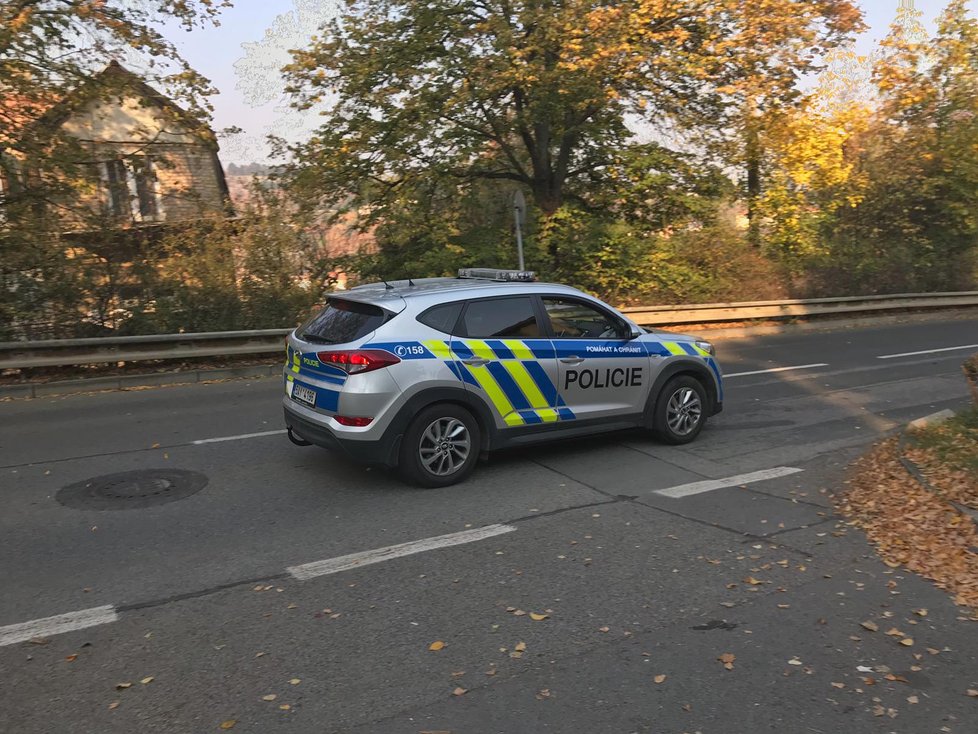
[284,269,723,487]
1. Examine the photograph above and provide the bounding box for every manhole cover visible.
[56,469,208,510]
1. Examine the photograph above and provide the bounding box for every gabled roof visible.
[21,61,216,147]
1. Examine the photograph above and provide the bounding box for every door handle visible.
[560,357,585,365]
[463,357,490,366]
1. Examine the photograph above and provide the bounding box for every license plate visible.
[291,383,316,408]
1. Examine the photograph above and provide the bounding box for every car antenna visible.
[408,278,416,286]
[382,280,393,290]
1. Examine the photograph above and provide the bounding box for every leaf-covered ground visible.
[837,412,978,613]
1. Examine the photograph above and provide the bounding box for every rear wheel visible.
[652,376,708,445]
[398,404,481,488]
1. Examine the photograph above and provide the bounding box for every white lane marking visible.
[192,429,287,445]
[877,344,978,360]
[288,524,517,581]
[655,467,804,499]
[0,605,118,647]
[724,364,829,379]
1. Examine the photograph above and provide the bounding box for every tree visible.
[284,0,862,262]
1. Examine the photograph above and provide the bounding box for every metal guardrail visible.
[2,292,977,371]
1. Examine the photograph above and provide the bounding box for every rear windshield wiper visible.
[299,333,336,344]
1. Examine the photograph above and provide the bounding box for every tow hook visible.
[287,426,313,447]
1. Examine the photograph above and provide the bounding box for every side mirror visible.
[626,325,643,340]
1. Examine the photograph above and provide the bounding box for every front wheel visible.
[652,376,708,445]
[398,404,481,488]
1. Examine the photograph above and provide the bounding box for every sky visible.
[159,1,975,165]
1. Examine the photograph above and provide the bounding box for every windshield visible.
[297,298,391,345]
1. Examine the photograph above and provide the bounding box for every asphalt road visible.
[1,315,977,733]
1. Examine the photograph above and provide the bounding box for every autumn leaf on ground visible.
[261,694,277,702]
[452,687,467,696]
[966,689,978,697]
[654,674,667,684]
[514,642,527,652]
[598,626,610,633]
[860,620,879,632]
[900,638,914,646]
[219,721,236,730]
[536,688,552,700]
[743,576,765,586]
[831,682,845,689]
[885,628,904,637]
[718,653,735,670]
[289,678,301,685]
[65,654,77,662]
[530,612,549,621]
[428,641,445,651]
[115,682,131,690]
[108,702,120,710]
[279,704,291,711]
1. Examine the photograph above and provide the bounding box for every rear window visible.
[298,298,390,345]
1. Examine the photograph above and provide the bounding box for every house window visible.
[99,157,163,222]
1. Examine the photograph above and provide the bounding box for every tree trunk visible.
[745,100,762,249]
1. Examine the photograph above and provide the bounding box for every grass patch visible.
[906,407,978,510]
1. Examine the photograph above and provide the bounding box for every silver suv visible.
[284,269,723,487]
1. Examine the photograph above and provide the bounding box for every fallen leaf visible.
[514,642,527,652]
[743,576,765,585]
[289,678,301,685]
[255,652,266,658]
[219,721,236,730]
[907,695,919,704]
[262,694,277,702]
[452,687,467,696]
[108,702,120,710]
[598,626,610,633]
[914,609,928,617]
[535,688,552,700]
[65,654,77,662]
[140,677,154,685]
[654,674,667,684]
[831,682,845,689]
[787,658,802,666]
[529,613,549,621]
[900,638,914,647]
[885,628,904,637]
[966,689,978,697]
[279,704,291,711]
[429,641,446,652]
[115,682,132,690]
[885,673,908,683]
[717,652,736,670]
[28,638,50,645]
[860,621,879,632]
[512,610,527,617]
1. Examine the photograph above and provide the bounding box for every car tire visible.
[398,404,481,488]
[652,376,708,445]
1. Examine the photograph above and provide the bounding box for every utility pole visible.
[513,190,526,270]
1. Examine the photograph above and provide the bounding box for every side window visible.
[459,296,541,338]
[543,297,625,339]
[418,302,463,334]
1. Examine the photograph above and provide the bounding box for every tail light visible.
[334,416,373,427]
[316,349,400,375]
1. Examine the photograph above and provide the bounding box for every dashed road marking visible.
[654,467,804,499]
[192,429,287,445]
[877,344,978,360]
[0,605,118,647]
[287,524,517,581]
[724,364,829,379]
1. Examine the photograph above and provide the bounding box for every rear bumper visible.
[284,406,401,467]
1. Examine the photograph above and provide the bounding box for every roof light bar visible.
[457,268,537,282]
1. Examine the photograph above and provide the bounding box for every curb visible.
[0,364,279,400]
[898,417,978,527]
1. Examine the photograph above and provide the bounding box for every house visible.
[1,61,231,234]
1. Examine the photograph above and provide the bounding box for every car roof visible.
[339,278,585,306]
